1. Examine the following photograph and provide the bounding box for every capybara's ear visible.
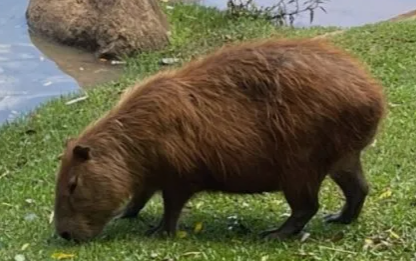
[73,145,91,161]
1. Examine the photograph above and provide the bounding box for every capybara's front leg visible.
[261,179,322,240]
[324,151,369,224]
[119,187,157,219]
[145,186,194,237]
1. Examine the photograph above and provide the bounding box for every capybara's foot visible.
[323,212,354,224]
[145,226,161,237]
[144,222,175,238]
[118,208,139,219]
[113,206,140,220]
[259,228,297,241]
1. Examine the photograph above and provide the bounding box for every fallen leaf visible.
[21,243,29,251]
[182,252,201,257]
[300,232,311,242]
[194,202,204,209]
[388,229,401,239]
[379,188,392,200]
[49,211,55,224]
[176,230,188,239]
[261,255,269,261]
[194,222,203,233]
[363,238,374,250]
[51,252,76,260]
[14,254,25,261]
[65,96,88,105]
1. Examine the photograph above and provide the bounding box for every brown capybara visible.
[53,38,386,242]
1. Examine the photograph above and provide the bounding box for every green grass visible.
[1,3,416,260]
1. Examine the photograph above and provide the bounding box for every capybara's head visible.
[54,138,130,242]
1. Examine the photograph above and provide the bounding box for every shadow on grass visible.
[48,206,359,248]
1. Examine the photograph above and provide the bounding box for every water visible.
[0,0,122,125]
[1,0,416,125]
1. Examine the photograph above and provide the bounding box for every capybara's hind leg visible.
[145,186,194,237]
[324,151,369,224]
[118,188,157,219]
[261,177,322,240]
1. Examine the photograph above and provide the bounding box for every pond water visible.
[0,0,416,125]
[0,0,123,125]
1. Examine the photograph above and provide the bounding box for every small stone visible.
[110,60,126,65]
[25,199,35,204]
[161,58,179,65]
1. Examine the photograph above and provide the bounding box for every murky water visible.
[1,0,416,125]
[0,0,122,125]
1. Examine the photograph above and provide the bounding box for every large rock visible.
[26,0,170,59]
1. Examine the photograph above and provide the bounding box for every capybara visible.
[54,38,386,242]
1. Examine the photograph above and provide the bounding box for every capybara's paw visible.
[113,207,139,220]
[145,223,177,238]
[323,212,353,224]
[118,209,139,219]
[145,224,166,237]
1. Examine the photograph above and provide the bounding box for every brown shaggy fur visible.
[54,38,386,242]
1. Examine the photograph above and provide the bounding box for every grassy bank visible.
[1,3,416,260]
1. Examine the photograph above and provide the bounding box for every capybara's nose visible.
[60,231,71,241]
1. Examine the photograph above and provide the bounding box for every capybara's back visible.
[54,38,386,242]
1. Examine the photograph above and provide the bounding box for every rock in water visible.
[26,0,170,59]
